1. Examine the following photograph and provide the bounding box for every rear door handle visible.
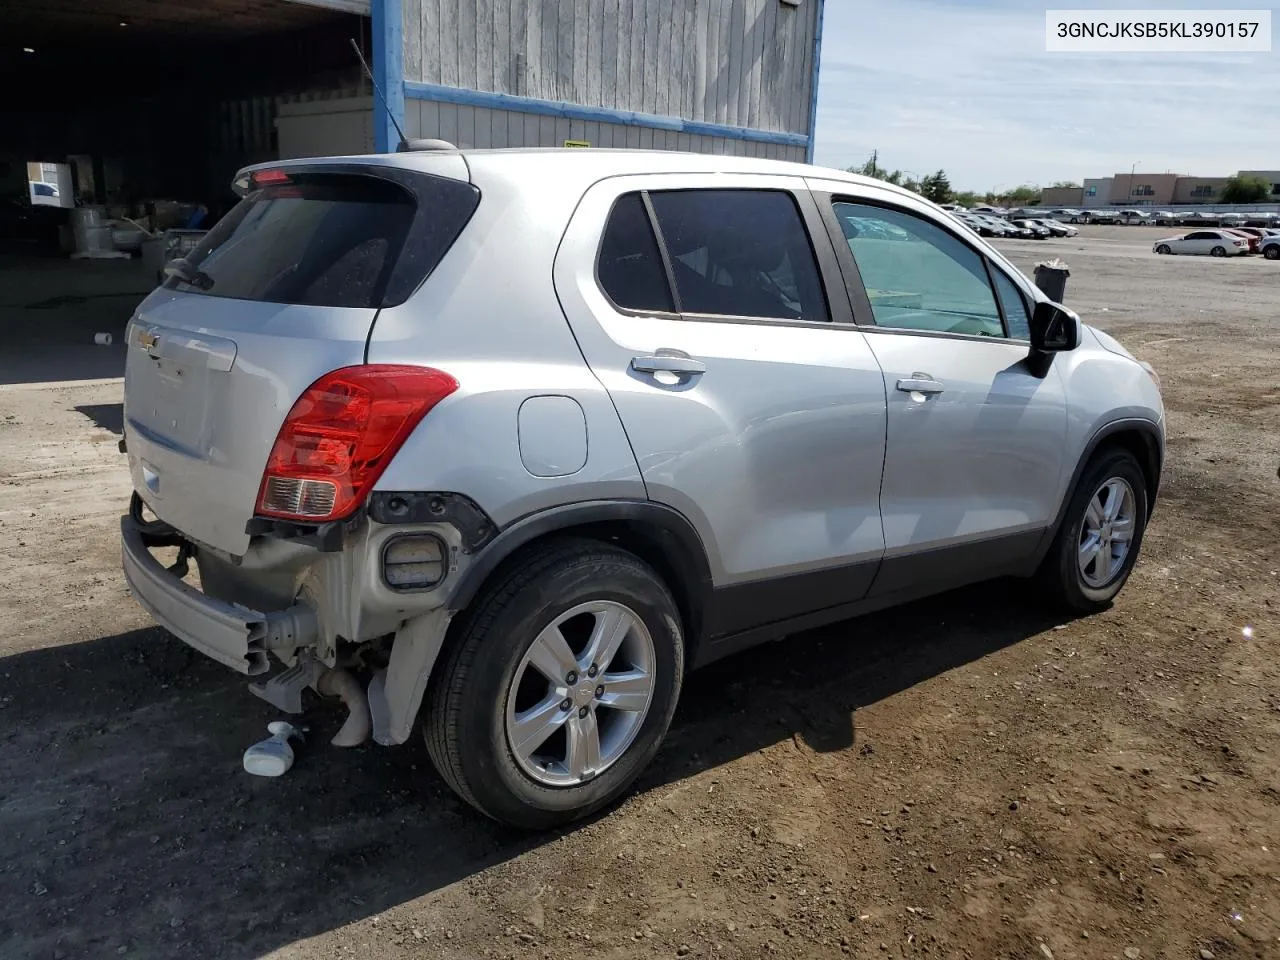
[895,377,945,395]
[631,355,707,376]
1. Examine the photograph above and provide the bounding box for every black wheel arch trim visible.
[1031,417,1164,567]
[445,499,715,635]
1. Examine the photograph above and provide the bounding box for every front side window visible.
[833,201,1004,338]
[990,267,1031,340]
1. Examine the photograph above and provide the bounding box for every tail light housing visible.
[256,365,458,523]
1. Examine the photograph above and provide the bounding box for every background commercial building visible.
[1071,170,1277,209]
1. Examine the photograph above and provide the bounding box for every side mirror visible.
[1030,300,1079,353]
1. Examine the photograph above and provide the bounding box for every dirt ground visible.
[1,226,1277,960]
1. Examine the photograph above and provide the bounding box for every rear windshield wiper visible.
[163,258,215,291]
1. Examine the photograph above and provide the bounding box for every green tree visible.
[953,190,983,208]
[1049,180,1081,189]
[847,151,907,188]
[919,170,953,204]
[849,150,887,180]
[1008,184,1041,205]
[1221,175,1270,204]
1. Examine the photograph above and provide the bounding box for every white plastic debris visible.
[94,332,113,345]
[243,721,304,777]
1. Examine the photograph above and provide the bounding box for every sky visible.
[811,0,1280,190]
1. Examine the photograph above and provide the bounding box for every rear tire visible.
[1155,244,1171,255]
[1038,449,1148,613]
[1210,246,1226,257]
[424,539,684,829]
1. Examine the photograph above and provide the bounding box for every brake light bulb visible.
[256,365,458,522]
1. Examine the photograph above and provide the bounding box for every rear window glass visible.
[163,172,476,308]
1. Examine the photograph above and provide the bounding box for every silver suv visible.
[120,149,1164,828]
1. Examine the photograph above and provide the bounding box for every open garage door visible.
[0,1,376,386]
[0,1,376,247]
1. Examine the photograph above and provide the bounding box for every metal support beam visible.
[806,0,826,164]
[281,0,371,14]
[372,0,404,153]
[402,81,809,148]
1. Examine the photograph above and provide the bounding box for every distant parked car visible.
[970,215,1016,237]
[1259,232,1280,260]
[1222,228,1260,253]
[1087,211,1120,225]
[955,214,999,237]
[1028,218,1074,238]
[998,220,1035,239]
[1180,212,1218,226]
[1118,210,1150,225]
[1152,211,1181,226]
[1011,218,1051,239]
[1049,208,1085,223]
[1152,229,1249,256]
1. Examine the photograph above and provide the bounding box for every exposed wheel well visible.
[1090,428,1162,516]
[446,516,711,657]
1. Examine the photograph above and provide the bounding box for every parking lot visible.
[1,224,1277,960]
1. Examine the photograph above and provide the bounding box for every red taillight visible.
[253,169,291,185]
[1234,240,1244,246]
[256,365,458,522]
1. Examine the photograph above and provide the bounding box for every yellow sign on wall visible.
[563,139,591,148]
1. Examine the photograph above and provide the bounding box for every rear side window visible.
[598,193,675,313]
[649,190,829,323]
[596,188,830,324]
[164,171,478,308]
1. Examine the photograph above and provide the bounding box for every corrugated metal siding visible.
[404,100,806,161]
[403,0,817,135]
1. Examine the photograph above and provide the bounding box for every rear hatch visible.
[124,160,479,556]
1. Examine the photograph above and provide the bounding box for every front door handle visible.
[631,355,707,376]
[896,377,945,395]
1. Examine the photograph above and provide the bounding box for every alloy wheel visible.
[504,600,656,787]
[1078,477,1137,589]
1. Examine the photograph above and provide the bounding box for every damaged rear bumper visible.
[120,512,317,676]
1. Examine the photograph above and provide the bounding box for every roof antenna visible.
[349,38,456,153]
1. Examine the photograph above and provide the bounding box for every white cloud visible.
[812,0,1280,188]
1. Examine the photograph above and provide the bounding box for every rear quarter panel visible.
[367,162,645,524]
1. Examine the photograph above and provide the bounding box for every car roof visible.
[246,147,933,209]
[459,147,913,191]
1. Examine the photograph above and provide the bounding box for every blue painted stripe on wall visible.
[806,0,825,163]
[372,0,405,153]
[402,80,810,148]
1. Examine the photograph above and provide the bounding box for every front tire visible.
[1155,244,1171,255]
[1038,449,1148,613]
[424,539,684,829]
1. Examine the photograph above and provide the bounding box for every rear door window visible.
[647,190,830,323]
[164,171,478,308]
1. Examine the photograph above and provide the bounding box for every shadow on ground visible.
[0,255,152,386]
[0,582,1073,959]
[74,403,124,435]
